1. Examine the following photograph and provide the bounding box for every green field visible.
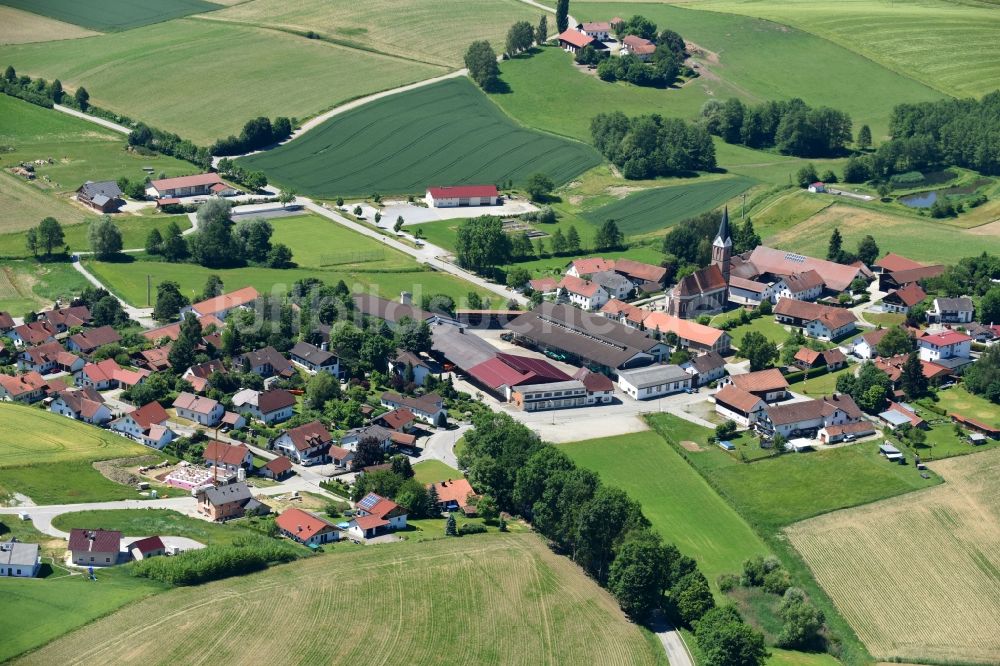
[239,77,603,198]
[493,5,942,141]
[411,459,463,485]
[932,385,1000,429]
[85,257,495,308]
[712,313,788,347]
[0,259,91,314]
[787,366,854,397]
[688,0,1000,99]
[0,20,444,144]
[561,431,769,590]
[51,509,253,546]
[0,0,223,31]
[17,533,666,665]
[0,214,191,257]
[206,0,543,69]
[269,214,414,271]
[646,413,940,530]
[582,177,755,236]
[0,94,193,232]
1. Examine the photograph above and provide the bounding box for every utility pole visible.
[742,193,747,220]
[146,274,151,307]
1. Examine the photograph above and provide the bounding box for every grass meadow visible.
[411,459,463,485]
[17,533,666,666]
[0,259,91,314]
[0,94,193,232]
[0,0,224,31]
[240,77,602,198]
[933,385,1000,429]
[0,20,444,144]
[561,430,771,591]
[268,214,414,271]
[51,509,253,546]
[0,214,192,258]
[205,0,543,69]
[691,0,1000,99]
[786,448,1000,664]
[0,5,97,44]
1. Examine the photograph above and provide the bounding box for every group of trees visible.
[589,18,689,88]
[74,285,131,328]
[925,252,1000,298]
[465,41,501,91]
[145,220,189,262]
[965,344,1000,403]
[88,216,123,260]
[183,198,293,269]
[460,412,721,630]
[740,331,778,371]
[702,97,853,158]
[210,116,293,156]
[591,111,716,179]
[216,157,268,192]
[25,216,66,258]
[825,228,879,266]
[127,122,212,171]
[836,362,892,414]
[662,210,760,276]
[2,65,87,110]
[505,20,536,57]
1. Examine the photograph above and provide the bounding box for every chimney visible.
[400,291,412,305]
[320,341,329,352]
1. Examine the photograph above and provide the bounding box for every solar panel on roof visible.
[358,494,380,511]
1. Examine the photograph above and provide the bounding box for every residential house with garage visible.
[66,326,121,355]
[273,420,333,466]
[926,297,974,324]
[380,391,447,427]
[172,392,224,426]
[234,346,294,380]
[0,540,41,577]
[347,493,408,540]
[721,368,789,402]
[202,441,253,473]
[196,481,269,521]
[276,508,342,546]
[17,342,84,375]
[50,387,112,425]
[182,359,227,393]
[617,364,692,400]
[376,408,415,432]
[68,528,121,567]
[682,351,727,386]
[881,283,926,315]
[76,180,124,213]
[428,478,476,513]
[289,341,340,376]
[110,401,175,449]
[232,388,296,425]
[817,420,877,444]
[757,394,864,440]
[327,445,355,470]
[714,385,767,427]
[0,371,48,403]
[388,349,433,387]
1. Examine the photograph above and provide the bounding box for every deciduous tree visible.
[88,215,123,260]
[464,40,500,91]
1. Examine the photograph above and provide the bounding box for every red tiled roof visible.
[54,388,106,419]
[263,456,293,475]
[69,325,120,352]
[378,408,415,431]
[529,277,559,293]
[557,29,595,49]
[571,257,616,275]
[39,306,90,328]
[794,348,822,365]
[0,371,46,397]
[0,311,13,329]
[429,478,475,508]
[574,367,615,393]
[150,172,222,192]
[887,283,927,308]
[173,391,220,415]
[919,330,971,347]
[130,536,164,554]
[202,440,250,467]
[883,265,945,286]
[779,270,824,293]
[729,368,788,393]
[715,385,764,413]
[426,185,498,199]
[130,401,169,430]
[875,253,925,273]
[282,421,333,452]
[885,401,926,428]
[558,274,602,298]
[674,264,727,297]
[192,286,259,317]
[467,353,571,391]
[352,514,388,530]
[276,508,337,541]
[641,312,726,347]
[143,314,223,342]
[68,528,121,554]
[13,321,56,346]
[745,246,870,292]
[257,388,296,414]
[623,34,656,54]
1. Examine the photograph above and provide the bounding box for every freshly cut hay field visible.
[769,203,1000,265]
[0,0,223,31]
[682,0,1000,98]
[0,20,444,144]
[17,533,665,666]
[582,176,754,236]
[204,0,542,68]
[0,5,97,44]
[0,402,148,468]
[0,95,192,232]
[786,448,1000,664]
[561,431,770,590]
[240,77,602,198]
[496,4,942,139]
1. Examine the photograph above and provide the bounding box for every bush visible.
[717,573,739,592]
[129,536,299,585]
[763,567,792,595]
[458,522,487,536]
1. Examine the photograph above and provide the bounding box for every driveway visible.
[357,199,538,226]
[0,496,199,538]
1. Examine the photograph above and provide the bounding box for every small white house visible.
[918,331,971,362]
[714,385,767,427]
[617,364,692,400]
[425,185,499,208]
[808,182,826,193]
[172,392,224,427]
[0,541,40,577]
[288,341,340,376]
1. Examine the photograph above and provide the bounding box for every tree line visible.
[211,116,294,156]
[701,97,853,158]
[591,111,716,179]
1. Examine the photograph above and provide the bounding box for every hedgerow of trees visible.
[591,111,716,179]
[211,116,293,156]
[702,97,853,158]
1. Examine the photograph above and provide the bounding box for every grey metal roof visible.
[879,410,911,427]
[516,379,586,393]
[0,540,39,568]
[590,271,632,292]
[78,180,123,200]
[200,481,252,506]
[617,364,689,388]
[934,297,973,311]
[431,322,498,369]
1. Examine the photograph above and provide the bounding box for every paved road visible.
[650,611,695,666]
[0,497,198,538]
[53,104,131,135]
[303,199,528,306]
[415,425,469,469]
[70,257,156,327]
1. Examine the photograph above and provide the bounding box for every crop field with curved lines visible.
[582,176,755,236]
[16,533,665,666]
[786,448,1000,664]
[239,77,603,198]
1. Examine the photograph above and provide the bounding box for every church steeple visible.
[711,207,732,284]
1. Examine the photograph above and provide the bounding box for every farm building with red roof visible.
[425,185,499,208]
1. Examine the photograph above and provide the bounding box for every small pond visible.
[898,178,991,208]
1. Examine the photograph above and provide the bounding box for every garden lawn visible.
[769,203,1000,264]
[0,214,192,257]
[0,94,193,232]
[932,385,1000,430]
[205,0,542,69]
[239,77,602,198]
[0,20,444,144]
[51,509,253,546]
[0,461,144,504]
[560,430,770,591]
[0,0,224,31]
[714,314,789,347]
[582,176,755,237]
[693,0,1000,99]
[411,460,462,485]
[568,2,943,138]
[0,569,165,663]
[786,366,853,398]
[646,413,940,531]
[84,258,495,308]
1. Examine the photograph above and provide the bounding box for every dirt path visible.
[53,105,130,135]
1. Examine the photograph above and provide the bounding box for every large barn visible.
[424,185,499,208]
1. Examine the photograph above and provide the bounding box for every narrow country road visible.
[70,258,156,327]
[651,611,696,666]
[53,104,131,135]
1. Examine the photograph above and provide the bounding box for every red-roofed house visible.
[722,368,789,402]
[0,311,13,332]
[424,185,499,208]
[38,306,90,332]
[578,20,617,40]
[0,371,48,403]
[558,275,609,311]
[68,528,121,566]
[568,257,616,278]
[557,28,599,52]
[428,478,476,512]
[774,299,857,340]
[202,441,253,473]
[149,172,224,198]
[918,330,971,362]
[376,408,416,432]
[128,536,166,561]
[189,286,259,320]
[50,387,112,425]
[621,35,656,60]
[17,342,84,374]
[78,359,150,391]
[66,326,121,355]
[110,401,174,449]
[276,507,342,545]
[348,492,408,539]
[273,421,333,466]
[882,283,926,314]
[260,456,293,480]
[9,321,56,347]
[529,277,559,295]
[639,311,731,354]
[714,385,767,426]
[466,352,572,400]
[182,359,227,393]
[173,392,224,426]
[793,347,847,372]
